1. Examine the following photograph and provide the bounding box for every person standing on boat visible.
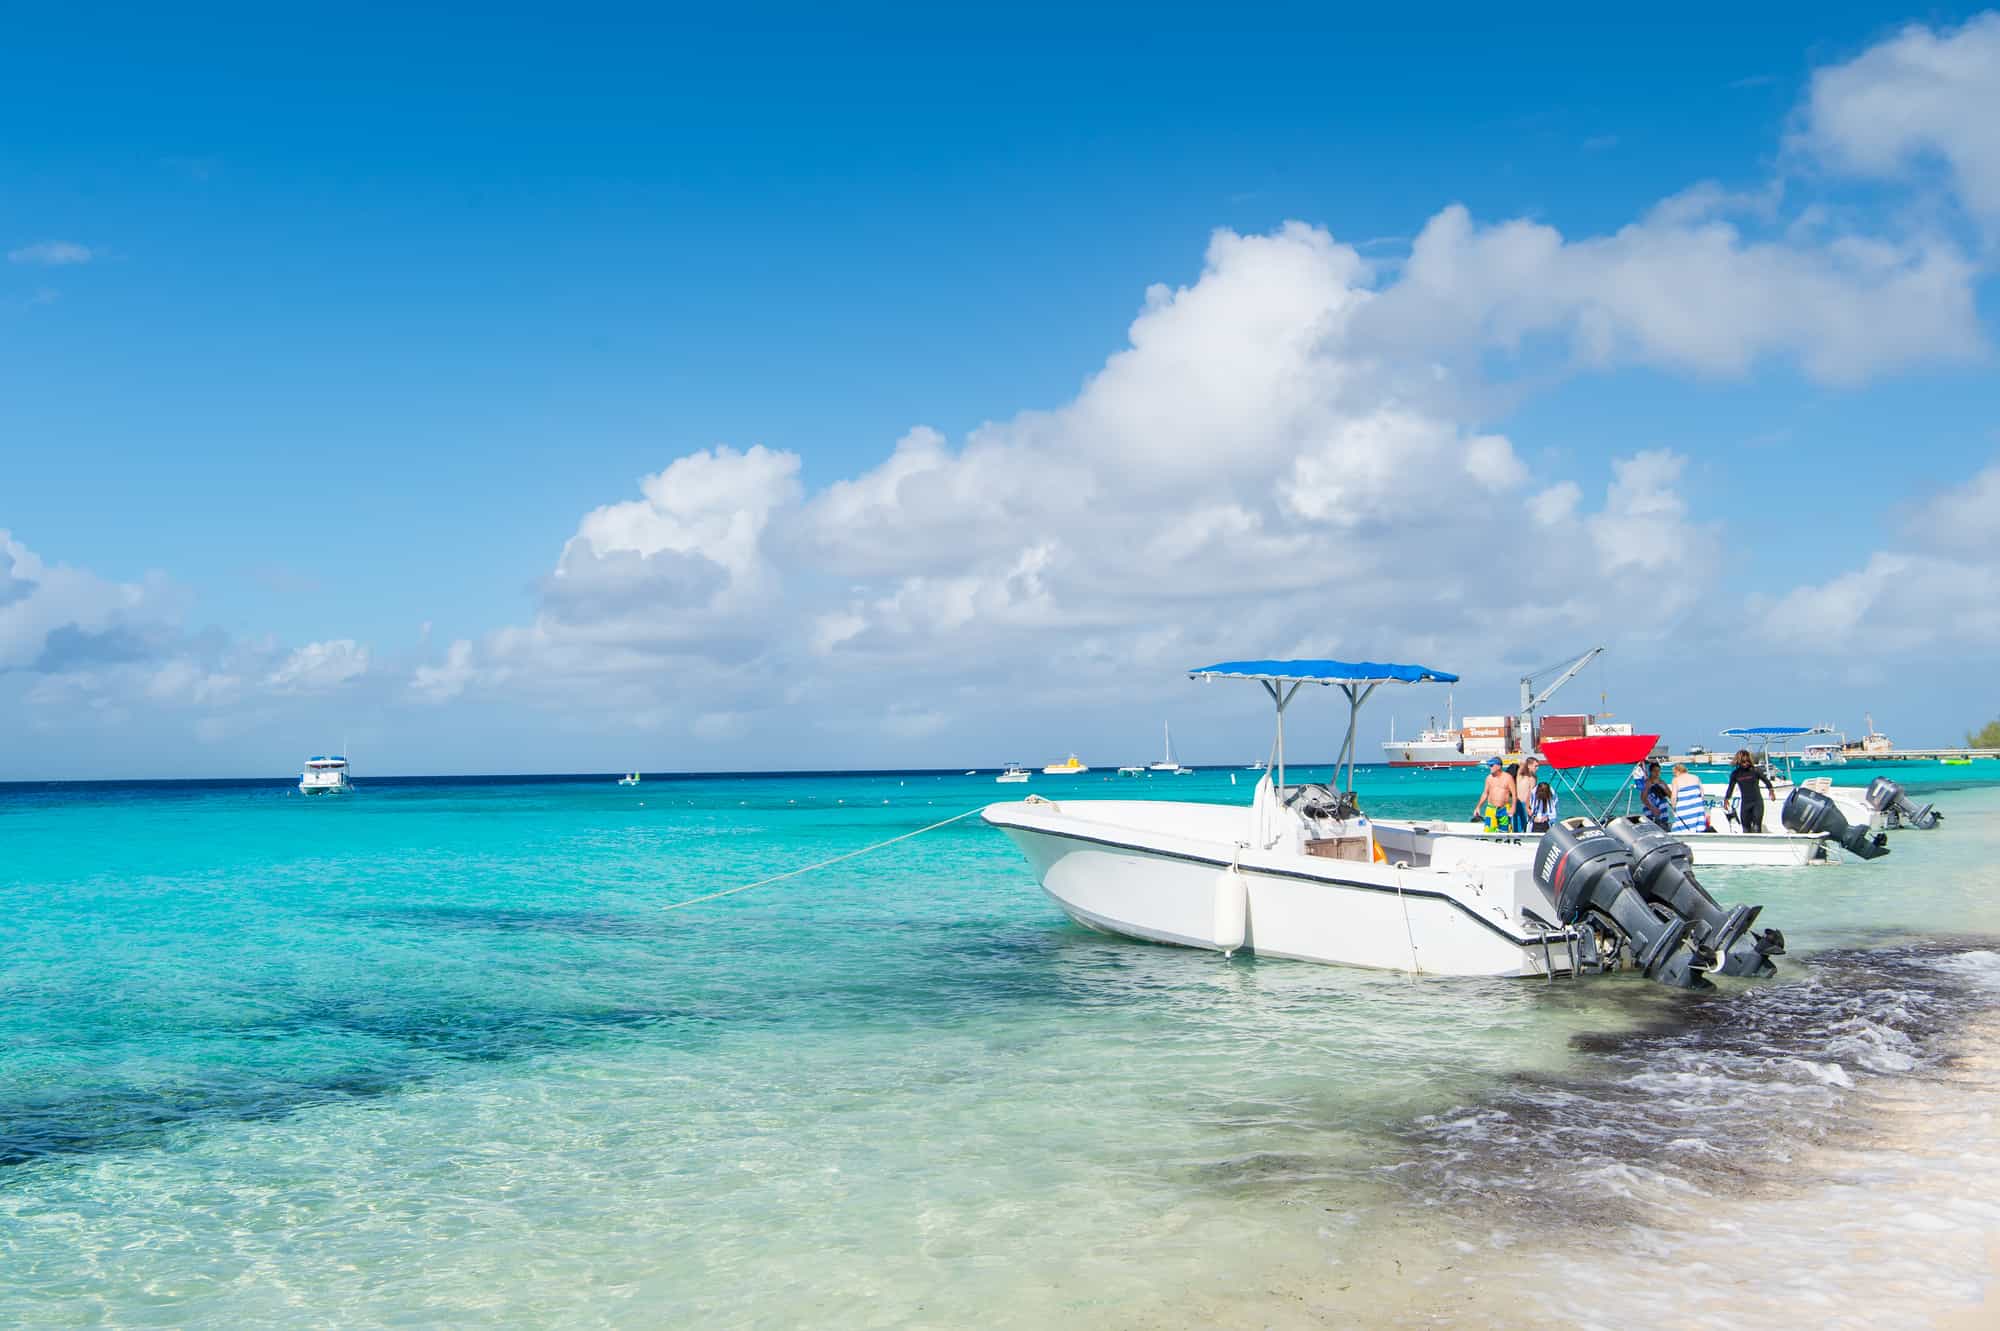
[1670,762,1708,833]
[1528,780,1558,832]
[1513,757,1542,831]
[1725,748,1777,832]
[1472,758,1515,831]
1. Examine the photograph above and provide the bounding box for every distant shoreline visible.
[5,756,1991,790]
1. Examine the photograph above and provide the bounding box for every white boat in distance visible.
[617,772,641,786]
[996,764,1031,784]
[1381,690,1474,767]
[1149,722,1193,773]
[299,755,353,796]
[983,659,1783,986]
[1042,754,1090,775]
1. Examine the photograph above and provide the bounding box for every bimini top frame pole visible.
[1719,725,1836,785]
[1189,659,1460,796]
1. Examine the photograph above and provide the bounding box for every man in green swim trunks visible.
[1471,757,1515,831]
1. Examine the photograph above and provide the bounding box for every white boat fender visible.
[1213,864,1249,956]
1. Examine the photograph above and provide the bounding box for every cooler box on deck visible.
[1305,836,1372,862]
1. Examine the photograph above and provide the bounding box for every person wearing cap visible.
[1471,758,1515,832]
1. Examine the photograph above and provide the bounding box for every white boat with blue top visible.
[984,660,1788,987]
[1701,726,1938,832]
[299,755,353,796]
[985,660,1591,978]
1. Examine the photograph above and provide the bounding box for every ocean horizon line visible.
[0,762,1377,790]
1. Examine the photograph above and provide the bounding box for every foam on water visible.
[3,766,1999,1326]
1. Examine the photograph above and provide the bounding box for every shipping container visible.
[1462,715,1511,728]
[1586,722,1633,736]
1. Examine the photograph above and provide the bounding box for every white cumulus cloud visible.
[265,639,369,692]
[1800,13,2000,229]
[410,639,475,703]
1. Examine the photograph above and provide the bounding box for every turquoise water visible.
[5,763,2000,1327]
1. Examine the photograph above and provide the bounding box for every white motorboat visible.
[299,755,353,796]
[984,660,1784,987]
[1041,754,1090,776]
[1116,764,1146,776]
[1148,722,1193,773]
[1380,690,1474,767]
[1699,726,1937,832]
[996,764,1031,784]
[1538,731,1898,866]
[1532,734,1841,867]
[617,772,641,786]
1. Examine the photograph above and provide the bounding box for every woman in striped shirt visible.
[1670,762,1708,833]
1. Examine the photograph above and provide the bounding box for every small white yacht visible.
[996,764,1032,784]
[1148,722,1192,773]
[299,755,353,796]
[984,660,1785,987]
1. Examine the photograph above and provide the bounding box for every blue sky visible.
[5,4,1999,777]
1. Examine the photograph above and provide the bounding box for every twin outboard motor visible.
[1534,822,1705,988]
[1599,818,1785,977]
[1533,820,1786,988]
[1783,787,1891,859]
[1865,776,1941,831]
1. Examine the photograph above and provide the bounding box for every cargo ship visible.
[1383,709,1648,767]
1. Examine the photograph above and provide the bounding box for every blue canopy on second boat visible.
[1189,659,1459,685]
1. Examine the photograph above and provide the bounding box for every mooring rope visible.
[658,807,983,913]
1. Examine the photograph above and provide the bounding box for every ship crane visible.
[1519,646,1604,754]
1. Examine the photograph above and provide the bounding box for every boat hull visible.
[985,801,1573,978]
[1670,830,1828,867]
[1381,739,1472,766]
[1701,780,1885,832]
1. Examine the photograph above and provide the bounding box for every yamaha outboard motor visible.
[1533,822,1708,988]
[1865,776,1941,831]
[1600,817,1784,977]
[1783,787,1891,859]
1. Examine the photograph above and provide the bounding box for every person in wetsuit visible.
[1726,748,1777,832]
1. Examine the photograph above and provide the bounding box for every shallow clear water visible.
[4,763,1998,1326]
